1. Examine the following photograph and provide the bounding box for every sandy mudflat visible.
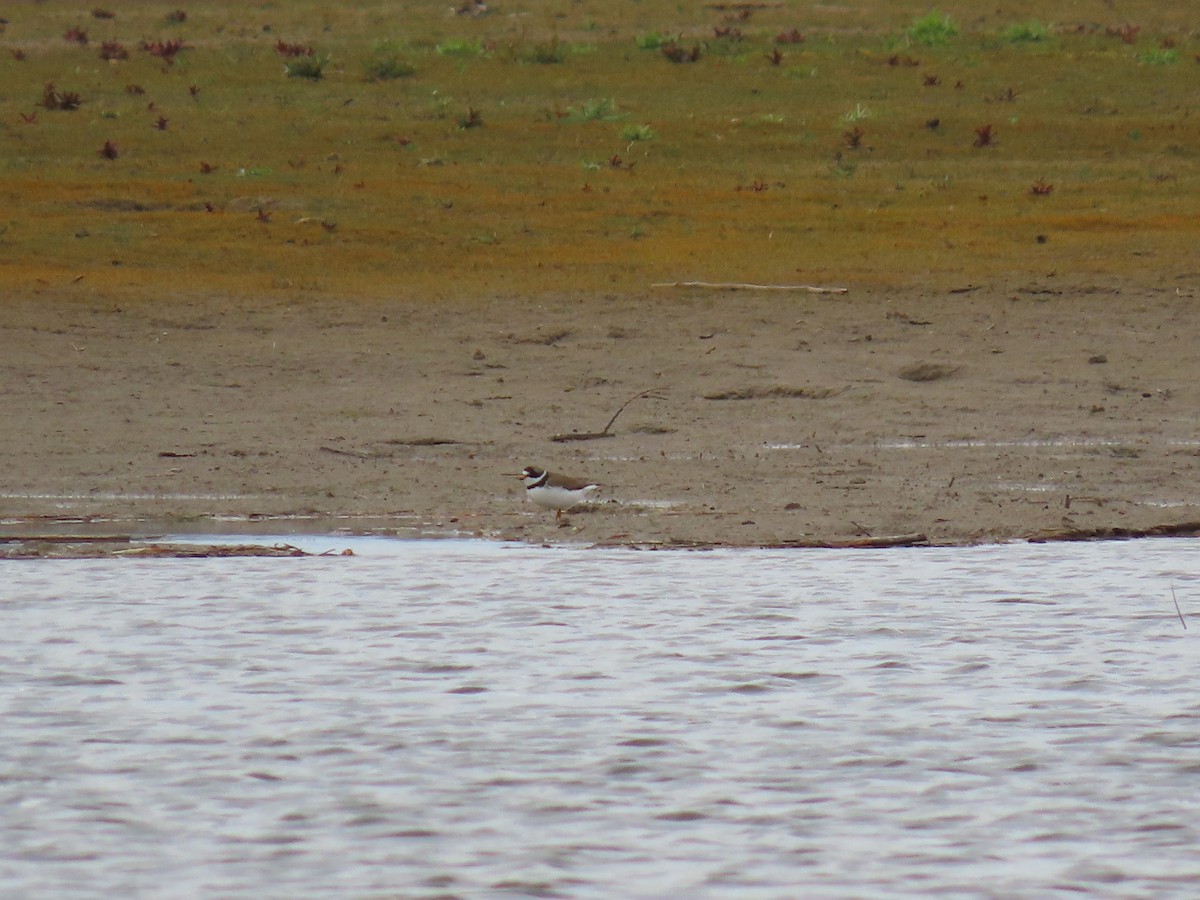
[3,275,1200,547]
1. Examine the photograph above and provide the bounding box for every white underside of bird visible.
[528,481,598,511]
[514,466,600,519]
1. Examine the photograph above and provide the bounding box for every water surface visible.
[3,538,1198,897]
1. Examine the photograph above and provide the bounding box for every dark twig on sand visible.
[550,388,665,442]
[652,281,847,294]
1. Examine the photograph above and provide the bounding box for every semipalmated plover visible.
[514,466,600,519]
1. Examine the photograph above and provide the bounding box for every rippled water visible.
[4,538,1199,897]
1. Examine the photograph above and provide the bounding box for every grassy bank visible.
[2,1,1196,298]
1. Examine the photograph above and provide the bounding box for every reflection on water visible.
[3,538,1199,896]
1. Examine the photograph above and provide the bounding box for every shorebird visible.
[513,466,600,520]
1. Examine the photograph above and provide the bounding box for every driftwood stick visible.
[550,431,615,443]
[601,389,662,434]
[319,445,376,460]
[0,534,133,544]
[1027,521,1200,542]
[652,281,848,294]
[826,533,929,549]
[550,388,665,443]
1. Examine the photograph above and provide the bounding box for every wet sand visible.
[3,275,1199,547]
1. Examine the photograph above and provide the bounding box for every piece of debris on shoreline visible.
[0,538,350,560]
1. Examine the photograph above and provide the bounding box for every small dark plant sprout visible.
[973,123,995,147]
[199,161,217,174]
[713,26,742,40]
[1107,24,1140,44]
[99,41,128,61]
[285,55,327,80]
[126,83,145,94]
[42,83,82,111]
[92,8,116,19]
[165,10,187,24]
[143,39,186,64]
[275,39,314,57]
[189,84,201,99]
[1029,179,1053,196]
[64,27,89,45]
[99,140,119,159]
[775,29,805,44]
[765,48,783,66]
[661,41,701,63]
[844,126,865,149]
[11,49,27,61]
[154,116,169,130]
[458,106,483,129]
[923,73,941,86]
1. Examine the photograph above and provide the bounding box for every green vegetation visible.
[564,98,624,123]
[364,54,416,80]
[635,32,674,50]
[435,38,484,57]
[907,11,958,47]
[521,36,567,64]
[1,0,1195,298]
[1001,20,1050,44]
[283,55,327,79]
[1136,48,1179,65]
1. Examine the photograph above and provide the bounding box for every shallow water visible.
[3,538,1199,897]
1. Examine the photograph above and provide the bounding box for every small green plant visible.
[636,32,673,50]
[436,38,484,57]
[841,103,871,123]
[523,36,567,64]
[621,123,654,142]
[1002,20,1049,44]
[1136,48,1179,65]
[426,91,452,119]
[285,55,327,79]
[564,97,624,123]
[831,156,857,178]
[907,11,958,47]
[365,55,416,80]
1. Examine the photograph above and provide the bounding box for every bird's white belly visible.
[529,484,596,510]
